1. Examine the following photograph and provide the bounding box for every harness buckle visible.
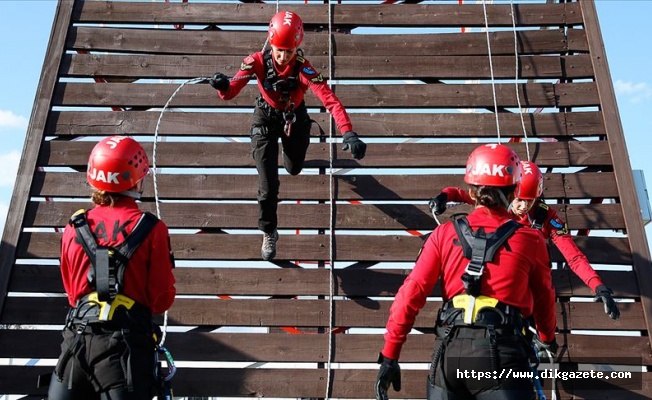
[464,259,484,276]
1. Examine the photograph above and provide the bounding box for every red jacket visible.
[382,207,556,360]
[60,197,176,314]
[217,51,354,134]
[441,187,603,291]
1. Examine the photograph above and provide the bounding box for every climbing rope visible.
[325,1,336,397]
[509,0,531,161]
[151,76,204,345]
[151,72,257,345]
[481,0,501,142]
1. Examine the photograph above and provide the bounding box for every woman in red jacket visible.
[208,10,366,261]
[48,136,176,400]
[429,160,619,320]
[376,144,557,400]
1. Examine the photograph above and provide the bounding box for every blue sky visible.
[1,0,651,257]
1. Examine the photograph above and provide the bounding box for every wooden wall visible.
[1,0,651,398]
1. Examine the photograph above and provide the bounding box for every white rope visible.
[325,0,335,398]
[509,0,531,161]
[261,0,281,52]
[152,76,207,345]
[481,0,501,142]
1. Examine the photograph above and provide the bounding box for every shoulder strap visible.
[453,217,520,296]
[69,209,110,299]
[112,212,159,298]
[531,201,549,230]
[69,210,159,302]
[263,49,274,81]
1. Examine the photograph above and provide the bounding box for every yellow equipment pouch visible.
[87,292,135,321]
[452,294,499,325]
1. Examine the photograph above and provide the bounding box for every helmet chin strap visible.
[497,189,511,210]
[119,190,142,199]
[119,181,144,199]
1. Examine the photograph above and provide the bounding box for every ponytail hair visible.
[469,184,516,209]
[91,189,117,207]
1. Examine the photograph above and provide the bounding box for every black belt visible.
[438,298,526,331]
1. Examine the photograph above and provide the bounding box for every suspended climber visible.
[375,144,557,400]
[47,136,176,400]
[208,10,367,261]
[429,160,620,320]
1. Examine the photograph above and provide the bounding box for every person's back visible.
[429,160,620,320]
[49,136,176,400]
[60,196,176,314]
[430,207,554,325]
[376,144,557,400]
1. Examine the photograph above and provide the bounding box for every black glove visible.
[375,353,401,400]
[209,72,230,91]
[534,337,559,360]
[342,131,367,160]
[428,192,448,216]
[594,285,620,320]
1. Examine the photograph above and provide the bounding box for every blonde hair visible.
[91,189,117,207]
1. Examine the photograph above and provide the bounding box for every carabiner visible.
[156,346,177,381]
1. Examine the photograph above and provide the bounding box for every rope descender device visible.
[282,102,296,137]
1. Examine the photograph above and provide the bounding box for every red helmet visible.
[464,143,521,187]
[515,161,544,200]
[87,136,150,193]
[268,10,304,49]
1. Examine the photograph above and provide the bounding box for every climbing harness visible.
[261,49,306,136]
[429,216,525,387]
[54,209,160,389]
[453,217,520,298]
[69,209,159,303]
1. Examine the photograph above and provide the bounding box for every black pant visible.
[251,98,312,233]
[428,326,536,400]
[48,324,156,400]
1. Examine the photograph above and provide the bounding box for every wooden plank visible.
[580,0,652,343]
[9,264,639,299]
[29,171,617,201]
[39,140,613,169]
[51,81,599,109]
[62,53,594,80]
[1,365,648,399]
[47,110,606,138]
[16,230,632,265]
[69,26,572,56]
[74,2,582,27]
[23,201,625,231]
[2,296,643,332]
[0,329,647,365]
[0,1,74,317]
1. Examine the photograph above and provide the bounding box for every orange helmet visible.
[87,136,150,193]
[515,161,544,200]
[268,10,304,49]
[464,144,521,187]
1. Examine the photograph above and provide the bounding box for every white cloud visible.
[0,109,28,130]
[0,151,20,187]
[614,80,652,104]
